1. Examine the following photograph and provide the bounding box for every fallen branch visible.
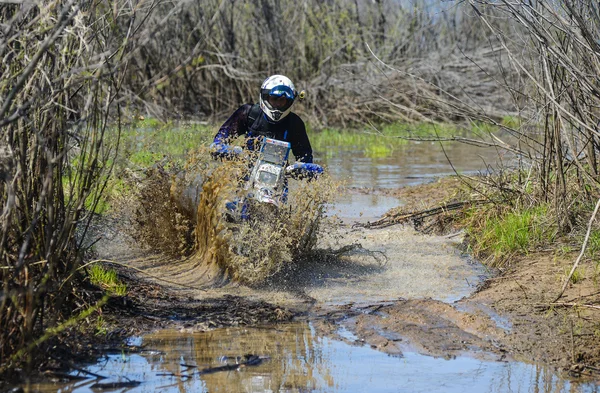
[48,353,107,380]
[90,380,142,390]
[355,200,487,229]
[549,302,600,311]
[157,354,265,378]
[534,302,600,311]
[42,371,88,381]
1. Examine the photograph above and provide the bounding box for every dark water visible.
[31,323,599,393]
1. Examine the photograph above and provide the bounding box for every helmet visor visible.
[261,85,295,111]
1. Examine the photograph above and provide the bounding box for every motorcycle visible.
[210,137,323,223]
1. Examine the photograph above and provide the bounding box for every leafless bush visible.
[0,0,150,373]
[113,0,517,126]
[466,0,600,230]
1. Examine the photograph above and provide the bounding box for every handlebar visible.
[211,143,324,180]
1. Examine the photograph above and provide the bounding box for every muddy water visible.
[33,323,597,393]
[328,192,402,220]
[317,138,509,189]
[37,140,599,392]
[287,142,497,305]
[297,225,484,305]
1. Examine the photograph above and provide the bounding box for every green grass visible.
[61,171,131,215]
[134,116,163,129]
[364,144,393,158]
[113,119,216,168]
[557,245,573,255]
[129,151,164,167]
[94,316,108,336]
[501,115,522,129]
[587,229,600,258]
[89,177,134,214]
[85,191,110,215]
[567,266,586,284]
[310,121,491,158]
[467,204,553,264]
[469,121,499,134]
[89,264,127,296]
[587,230,600,286]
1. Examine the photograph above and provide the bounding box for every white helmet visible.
[259,75,297,122]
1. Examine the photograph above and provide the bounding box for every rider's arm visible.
[288,114,313,163]
[213,104,253,144]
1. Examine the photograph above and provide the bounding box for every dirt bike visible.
[210,137,323,223]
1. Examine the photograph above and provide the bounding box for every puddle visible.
[319,138,504,223]
[327,192,403,220]
[30,322,598,393]
[336,325,360,342]
[307,226,486,306]
[316,139,507,189]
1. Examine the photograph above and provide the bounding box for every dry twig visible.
[555,197,600,301]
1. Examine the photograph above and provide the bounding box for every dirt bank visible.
[386,178,600,378]
[466,252,600,377]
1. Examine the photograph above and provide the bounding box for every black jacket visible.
[213,104,313,163]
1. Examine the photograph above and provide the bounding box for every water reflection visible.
[326,193,402,219]
[316,139,509,189]
[32,322,599,393]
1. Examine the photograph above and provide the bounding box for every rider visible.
[211,75,314,164]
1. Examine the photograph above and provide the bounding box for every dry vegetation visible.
[59,0,520,125]
[453,0,600,276]
[0,1,137,373]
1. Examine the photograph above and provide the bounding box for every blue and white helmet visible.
[259,75,297,122]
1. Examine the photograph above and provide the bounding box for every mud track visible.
[97,181,600,381]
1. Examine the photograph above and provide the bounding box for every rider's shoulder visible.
[238,103,255,112]
[285,111,305,126]
[230,104,255,121]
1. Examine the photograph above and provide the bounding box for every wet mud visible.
[80,180,600,388]
[312,298,509,360]
[95,197,498,362]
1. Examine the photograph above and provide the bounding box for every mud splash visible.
[116,148,339,286]
[193,168,339,285]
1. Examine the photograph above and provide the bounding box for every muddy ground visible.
[72,178,600,384]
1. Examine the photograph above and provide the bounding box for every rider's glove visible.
[210,142,243,159]
[285,162,303,173]
[285,162,324,180]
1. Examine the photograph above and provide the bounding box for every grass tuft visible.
[587,230,600,258]
[567,266,586,284]
[465,203,553,267]
[89,265,127,296]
